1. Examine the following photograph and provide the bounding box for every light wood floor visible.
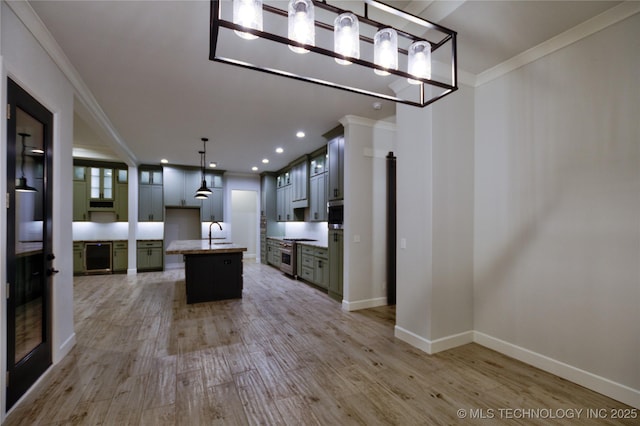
[5,262,635,425]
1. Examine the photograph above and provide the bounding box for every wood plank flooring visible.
[5,262,636,425]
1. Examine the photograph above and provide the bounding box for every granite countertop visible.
[297,240,328,249]
[266,236,328,249]
[166,239,247,255]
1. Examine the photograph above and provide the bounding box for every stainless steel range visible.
[280,238,316,276]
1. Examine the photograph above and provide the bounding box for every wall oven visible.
[328,200,343,229]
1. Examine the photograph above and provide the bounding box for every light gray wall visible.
[394,83,475,351]
[432,85,475,340]
[341,116,396,310]
[1,1,76,416]
[474,12,640,395]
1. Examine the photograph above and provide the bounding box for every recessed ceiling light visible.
[252,166,258,171]
[209,162,217,168]
[275,147,284,154]
[160,159,168,164]
[296,131,305,138]
[262,158,269,164]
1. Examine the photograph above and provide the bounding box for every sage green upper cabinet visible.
[73,166,88,221]
[89,167,114,201]
[309,152,328,222]
[276,171,291,222]
[309,172,327,222]
[327,135,344,201]
[139,167,163,222]
[290,158,309,209]
[115,169,128,222]
[163,166,201,208]
[200,172,224,222]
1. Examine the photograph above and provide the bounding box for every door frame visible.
[5,78,54,410]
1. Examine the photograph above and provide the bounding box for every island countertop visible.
[166,240,247,255]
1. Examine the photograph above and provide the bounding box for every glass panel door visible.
[6,78,54,409]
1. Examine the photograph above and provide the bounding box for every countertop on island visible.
[166,240,247,255]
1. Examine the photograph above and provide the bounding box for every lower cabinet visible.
[328,230,343,301]
[137,240,163,272]
[267,239,281,268]
[73,242,84,275]
[112,241,128,273]
[299,245,328,290]
[185,252,243,304]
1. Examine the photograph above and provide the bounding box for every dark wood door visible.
[6,78,54,409]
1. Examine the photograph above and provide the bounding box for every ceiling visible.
[28,0,621,173]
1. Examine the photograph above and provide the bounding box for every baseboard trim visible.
[394,326,474,355]
[54,332,76,363]
[342,297,387,312]
[474,332,640,409]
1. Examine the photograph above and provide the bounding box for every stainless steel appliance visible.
[280,238,316,276]
[328,200,344,229]
[85,242,112,273]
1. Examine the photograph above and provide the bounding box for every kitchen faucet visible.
[208,221,223,245]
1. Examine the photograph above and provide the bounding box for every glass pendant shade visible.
[15,176,37,193]
[373,28,398,76]
[334,13,359,65]
[407,40,431,85]
[288,0,314,54]
[233,0,263,40]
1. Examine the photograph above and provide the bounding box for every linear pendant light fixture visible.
[195,137,213,200]
[210,0,457,107]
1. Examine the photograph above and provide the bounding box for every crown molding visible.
[6,0,137,166]
[475,1,640,87]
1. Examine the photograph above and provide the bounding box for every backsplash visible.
[284,222,328,246]
[72,221,129,241]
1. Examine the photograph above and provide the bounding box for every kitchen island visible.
[166,240,247,304]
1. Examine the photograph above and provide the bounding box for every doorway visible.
[5,79,55,409]
[164,208,201,269]
[231,190,257,260]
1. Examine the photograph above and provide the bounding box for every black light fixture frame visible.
[210,0,458,108]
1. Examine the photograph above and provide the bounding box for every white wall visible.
[474,13,640,406]
[1,1,76,415]
[341,116,396,311]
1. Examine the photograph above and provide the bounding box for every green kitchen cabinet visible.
[73,166,89,221]
[327,135,344,201]
[89,167,114,202]
[200,172,224,222]
[299,245,328,289]
[137,240,163,272]
[139,168,163,222]
[73,242,84,275]
[115,169,128,222]
[267,239,281,268]
[163,166,201,208]
[328,229,343,301]
[290,158,309,208]
[112,241,128,272]
[309,172,327,222]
